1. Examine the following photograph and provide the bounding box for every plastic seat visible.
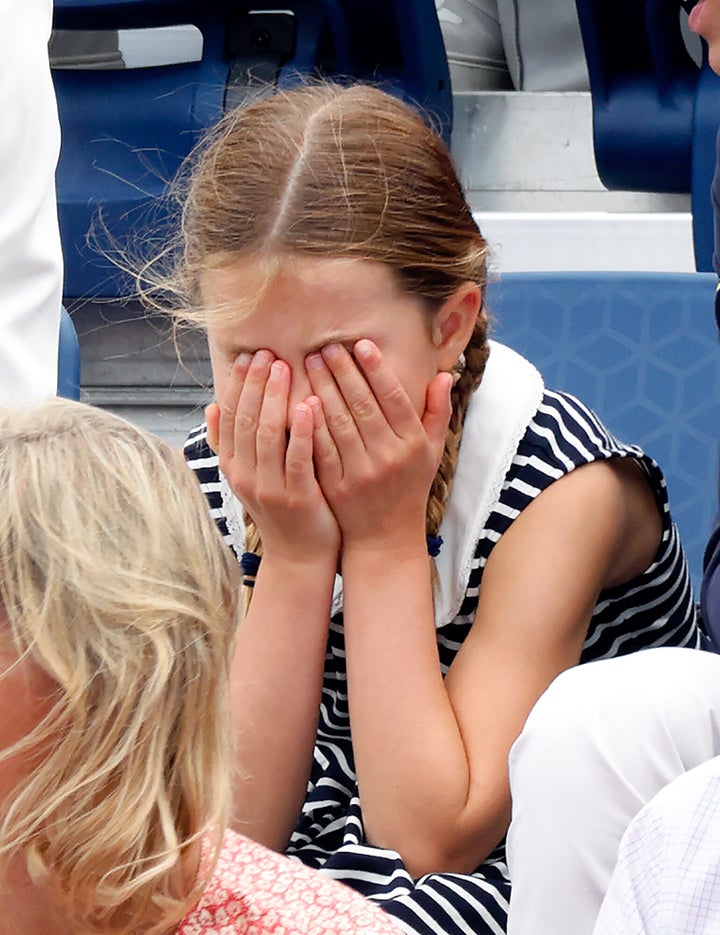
[487,270,720,593]
[52,0,451,300]
[575,0,698,194]
[574,0,720,271]
[58,306,81,400]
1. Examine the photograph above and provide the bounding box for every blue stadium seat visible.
[487,270,720,593]
[575,0,699,194]
[58,306,81,400]
[574,0,720,270]
[52,0,451,300]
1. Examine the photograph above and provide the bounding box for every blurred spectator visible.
[0,0,63,402]
[435,0,590,91]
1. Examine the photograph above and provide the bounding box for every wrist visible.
[341,527,430,567]
[248,550,339,617]
[255,546,339,575]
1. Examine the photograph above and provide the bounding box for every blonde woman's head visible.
[0,398,238,934]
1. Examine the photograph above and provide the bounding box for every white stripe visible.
[527,417,578,471]
[416,880,502,935]
[435,874,509,928]
[536,399,596,463]
[185,453,219,470]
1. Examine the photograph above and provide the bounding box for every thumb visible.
[205,402,221,453]
[422,371,453,452]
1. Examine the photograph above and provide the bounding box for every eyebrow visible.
[306,334,363,355]
[231,334,365,357]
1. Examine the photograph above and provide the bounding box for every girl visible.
[165,84,700,934]
[0,398,404,935]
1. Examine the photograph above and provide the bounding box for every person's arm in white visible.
[507,648,720,935]
[0,0,63,403]
[594,755,720,935]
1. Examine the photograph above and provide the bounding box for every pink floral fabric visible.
[178,829,403,934]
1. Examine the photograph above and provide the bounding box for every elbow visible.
[368,822,508,879]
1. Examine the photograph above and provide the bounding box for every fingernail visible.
[354,339,374,361]
[235,352,251,369]
[269,360,285,381]
[252,349,274,367]
[321,344,341,360]
[306,353,324,370]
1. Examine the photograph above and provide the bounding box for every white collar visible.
[218,340,544,627]
[433,340,544,626]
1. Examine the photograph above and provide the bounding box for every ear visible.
[432,282,484,372]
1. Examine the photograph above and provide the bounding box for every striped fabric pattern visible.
[184,389,699,935]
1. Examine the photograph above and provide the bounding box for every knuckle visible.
[255,422,277,442]
[286,493,309,512]
[234,410,257,433]
[285,453,306,474]
[381,385,406,408]
[222,469,251,501]
[379,454,402,477]
[349,395,375,421]
[256,486,282,510]
[328,411,354,435]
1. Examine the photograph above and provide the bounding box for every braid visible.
[241,510,263,615]
[426,308,490,558]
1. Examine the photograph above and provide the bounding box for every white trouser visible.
[0,0,63,403]
[506,647,720,935]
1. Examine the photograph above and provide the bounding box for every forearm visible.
[229,553,336,851]
[341,544,505,875]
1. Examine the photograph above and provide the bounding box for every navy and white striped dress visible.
[185,388,699,935]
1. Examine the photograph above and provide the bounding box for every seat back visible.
[487,270,720,593]
[52,0,451,300]
[575,0,699,194]
[574,0,720,271]
[58,306,81,400]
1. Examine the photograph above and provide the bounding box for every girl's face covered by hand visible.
[202,256,452,429]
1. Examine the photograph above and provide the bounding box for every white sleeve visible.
[0,0,63,403]
[594,758,720,935]
[592,806,659,935]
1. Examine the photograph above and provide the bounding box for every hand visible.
[306,340,452,553]
[206,350,341,563]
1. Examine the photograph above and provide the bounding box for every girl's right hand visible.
[206,349,340,563]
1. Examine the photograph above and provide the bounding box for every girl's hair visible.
[0,398,238,934]
[144,82,491,596]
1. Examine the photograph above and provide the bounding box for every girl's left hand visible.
[306,339,453,553]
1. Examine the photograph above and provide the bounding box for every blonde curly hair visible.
[0,398,239,934]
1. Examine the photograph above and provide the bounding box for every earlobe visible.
[433,282,483,372]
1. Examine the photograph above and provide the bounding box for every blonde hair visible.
[0,398,238,934]
[142,83,491,598]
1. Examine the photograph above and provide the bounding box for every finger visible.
[256,359,290,479]
[306,350,366,460]
[217,352,251,465]
[232,349,274,469]
[422,371,454,457]
[308,395,343,487]
[317,343,386,446]
[285,401,317,494]
[205,402,221,453]
[352,339,419,439]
